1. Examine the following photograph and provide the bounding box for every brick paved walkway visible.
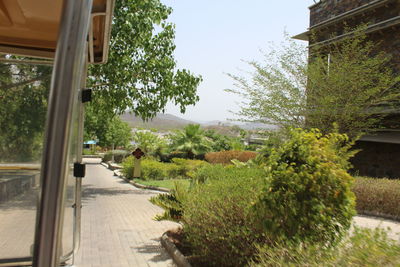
[74,159,178,267]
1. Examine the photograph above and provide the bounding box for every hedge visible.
[204,150,257,164]
[121,157,208,180]
[353,177,400,220]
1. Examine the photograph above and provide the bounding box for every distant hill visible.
[120,112,278,132]
[120,112,198,131]
[240,122,278,131]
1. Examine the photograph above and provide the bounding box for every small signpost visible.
[132,148,145,178]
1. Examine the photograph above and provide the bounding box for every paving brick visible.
[74,161,178,267]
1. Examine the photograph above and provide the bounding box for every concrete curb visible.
[129,181,171,193]
[82,155,103,159]
[108,166,171,193]
[100,162,108,168]
[161,232,191,267]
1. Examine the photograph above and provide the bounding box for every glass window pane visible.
[0,61,52,261]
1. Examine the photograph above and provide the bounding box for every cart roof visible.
[0,0,114,64]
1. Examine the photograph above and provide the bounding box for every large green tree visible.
[84,109,132,149]
[0,64,52,162]
[228,32,400,138]
[88,0,202,120]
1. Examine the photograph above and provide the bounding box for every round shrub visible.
[254,129,356,246]
[183,166,266,266]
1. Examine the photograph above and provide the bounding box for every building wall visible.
[351,141,400,178]
[310,0,377,26]
[308,0,400,178]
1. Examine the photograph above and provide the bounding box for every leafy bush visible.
[353,177,400,220]
[183,166,266,266]
[149,181,188,222]
[121,156,135,179]
[204,150,257,164]
[254,129,356,246]
[171,158,209,178]
[250,227,400,267]
[122,157,208,180]
[102,149,130,163]
[192,163,251,184]
[141,160,172,180]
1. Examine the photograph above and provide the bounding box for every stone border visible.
[161,232,192,267]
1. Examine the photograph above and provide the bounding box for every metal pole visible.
[72,54,89,264]
[32,0,92,266]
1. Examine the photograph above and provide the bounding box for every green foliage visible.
[250,227,400,267]
[170,158,209,178]
[141,159,172,180]
[307,30,400,138]
[204,129,235,151]
[88,0,201,119]
[191,163,263,185]
[353,177,400,220]
[85,114,132,149]
[133,178,190,190]
[149,181,188,222]
[227,35,307,130]
[122,156,207,180]
[205,150,257,164]
[132,130,167,158]
[0,64,52,162]
[183,166,266,266]
[121,156,135,179]
[102,150,130,163]
[170,124,213,159]
[254,128,356,246]
[227,31,400,138]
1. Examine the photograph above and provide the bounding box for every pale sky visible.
[164,1,316,122]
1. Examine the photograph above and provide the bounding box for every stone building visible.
[294,0,400,178]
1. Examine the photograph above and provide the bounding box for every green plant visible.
[183,166,266,266]
[121,156,135,179]
[170,124,213,159]
[254,128,356,246]
[170,158,209,178]
[149,181,189,222]
[250,227,400,267]
[353,177,400,220]
[227,31,400,139]
[141,160,170,180]
[102,149,130,163]
[132,130,167,158]
[205,150,257,164]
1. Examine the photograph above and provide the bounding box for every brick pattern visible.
[74,162,178,267]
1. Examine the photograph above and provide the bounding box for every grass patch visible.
[133,178,190,190]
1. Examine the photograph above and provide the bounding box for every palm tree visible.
[170,124,213,159]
